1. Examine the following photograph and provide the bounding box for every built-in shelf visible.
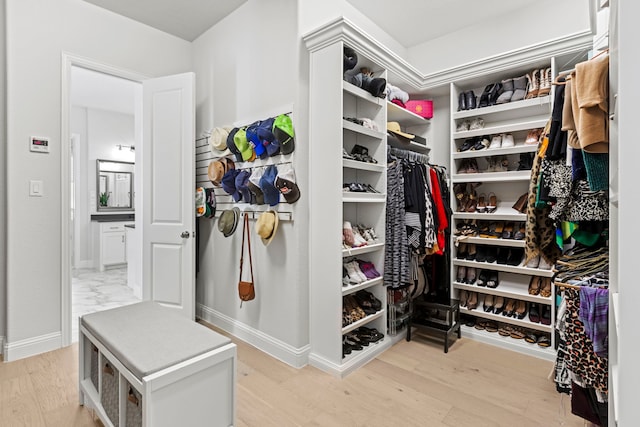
[460,325,555,361]
[452,259,555,277]
[460,306,552,333]
[453,96,551,120]
[386,101,430,126]
[342,81,385,106]
[453,118,548,140]
[452,204,526,221]
[455,236,526,248]
[452,170,532,183]
[453,143,538,159]
[342,277,383,296]
[342,158,385,172]
[342,309,385,334]
[342,119,386,139]
[453,282,552,305]
[338,336,392,375]
[342,242,385,257]
[342,193,386,203]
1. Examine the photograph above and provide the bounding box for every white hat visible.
[209,127,232,155]
[255,210,279,246]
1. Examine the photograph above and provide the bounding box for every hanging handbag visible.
[238,213,255,306]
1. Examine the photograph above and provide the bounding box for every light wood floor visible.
[0,324,587,427]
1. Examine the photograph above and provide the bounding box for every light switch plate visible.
[29,180,43,196]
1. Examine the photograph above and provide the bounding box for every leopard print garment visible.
[564,288,608,396]
[524,121,562,265]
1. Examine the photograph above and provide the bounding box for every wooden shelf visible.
[342,277,383,296]
[342,158,385,172]
[455,236,526,248]
[342,193,386,203]
[453,118,548,139]
[453,281,552,305]
[386,101,430,125]
[342,242,385,257]
[342,119,386,139]
[453,143,538,159]
[453,96,551,120]
[452,258,555,277]
[342,81,385,106]
[452,170,531,183]
[460,306,552,333]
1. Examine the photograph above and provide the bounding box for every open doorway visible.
[68,65,142,341]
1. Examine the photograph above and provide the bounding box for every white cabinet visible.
[94,221,132,271]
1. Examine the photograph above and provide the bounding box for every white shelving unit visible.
[449,58,559,357]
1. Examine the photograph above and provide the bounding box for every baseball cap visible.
[246,121,267,159]
[248,167,265,205]
[273,114,295,155]
[259,165,280,206]
[226,128,243,162]
[235,170,252,204]
[221,169,241,202]
[275,164,300,203]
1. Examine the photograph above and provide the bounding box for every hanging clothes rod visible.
[388,145,430,164]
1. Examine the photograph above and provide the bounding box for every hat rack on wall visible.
[209,209,293,222]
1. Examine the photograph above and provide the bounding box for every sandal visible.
[524,333,538,344]
[485,321,499,333]
[483,294,495,312]
[498,324,513,337]
[486,192,498,213]
[476,193,487,213]
[509,327,526,340]
[475,319,488,330]
[537,335,552,347]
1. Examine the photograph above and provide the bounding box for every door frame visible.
[60,53,148,346]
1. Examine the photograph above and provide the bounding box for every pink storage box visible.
[405,100,433,119]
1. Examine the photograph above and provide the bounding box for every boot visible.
[517,153,533,170]
[510,75,527,102]
[458,91,467,111]
[496,78,514,104]
[465,90,477,110]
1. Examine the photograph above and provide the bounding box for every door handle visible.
[180,231,190,238]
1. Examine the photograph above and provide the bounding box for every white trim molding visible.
[3,332,61,362]
[0,336,4,356]
[197,303,310,369]
[303,17,594,91]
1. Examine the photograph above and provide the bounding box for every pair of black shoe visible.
[350,144,377,164]
[477,83,504,108]
[517,153,533,171]
[496,247,524,266]
[458,90,477,111]
[343,327,384,357]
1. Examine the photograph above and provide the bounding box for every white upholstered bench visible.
[79,301,236,427]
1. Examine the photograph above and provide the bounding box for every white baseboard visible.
[3,332,62,362]
[197,303,310,369]
[309,338,392,378]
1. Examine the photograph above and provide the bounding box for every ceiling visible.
[83,0,247,41]
[346,0,540,48]
[82,0,539,47]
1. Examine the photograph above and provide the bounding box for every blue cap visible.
[235,170,252,204]
[221,169,241,202]
[246,121,267,159]
[259,165,280,206]
[256,118,278,157]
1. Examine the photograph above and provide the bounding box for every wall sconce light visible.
[117,144,135,152]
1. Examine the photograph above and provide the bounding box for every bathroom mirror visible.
[96,159,134,211]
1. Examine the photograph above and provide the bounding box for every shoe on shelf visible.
[496,78,514,104]
[494,155,509,172]
[472,135,490,151]
[493,295,505,315]
[490,82,504,106]
[525,69,540,99]
[485,246,498,264]
[539,277,552,298]
[528,276,541,295]
[526,255,541,268]
[457,265,467,283]
[506,248,524,266]
[538,68,551,97]
[529,303,540,323]
[510,74,528,102]
[456,242,468,259]
[503,298,516,317]
[469,117,484,130]
[501,133,515,148]
[477,269,488,286]
[496,247,510,265]
[476,193,487,213]
[515,300,528,320]
[477,83,495,108]
[517,153,533,171]
[456,120,471,132]
[483,294,495,312]
[514,222,526,240]
[344,261,364,283]
[466,158,479,174]
[465,266,477,284]
[475,245,487,263]
[501,222,514,239]
[465,90,477,110]
[466,292,479,310]
[486,270,499,288]
[540,305,552,325]
[486,192,498,213]
[489,135,502,149]
[537,335,552,347]
[343,221,355,247]
[525,128,543,145]
[459,289,469,307]
[458,138,475,152]
[465,244,477,261]
[458,91,467,111]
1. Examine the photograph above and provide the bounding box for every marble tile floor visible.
[72,267,140,342]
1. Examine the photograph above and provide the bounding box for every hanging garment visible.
[572,55,609,153]
[429,167,448,255]
[579,287,609,358]
[563,288,608,397]
[384,160,410,287]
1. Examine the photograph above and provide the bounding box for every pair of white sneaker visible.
[488,133,514,149]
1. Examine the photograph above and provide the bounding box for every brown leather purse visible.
[238,213,255,306]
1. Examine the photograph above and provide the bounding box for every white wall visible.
[407,0,591,75]
[4,0,192,358]
[192,0,309,357]
[0,0,7,349]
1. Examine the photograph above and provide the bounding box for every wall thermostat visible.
[30,136,50,153]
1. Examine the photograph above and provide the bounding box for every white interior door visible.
[142,72,195,319]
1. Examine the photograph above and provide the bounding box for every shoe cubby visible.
[449,57,561,360]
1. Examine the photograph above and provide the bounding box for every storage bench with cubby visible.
[79,301,237,427]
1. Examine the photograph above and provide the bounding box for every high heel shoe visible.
[465,267,477,284]
[486,192,498,213]
[503,298,516,317]
[458,289,469,307]
[493,296,505,315]
[466,292,479,310]
[483,294,495,312]
[515,300,528,320]
[528,276,541,295]
[457,266,467,283]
